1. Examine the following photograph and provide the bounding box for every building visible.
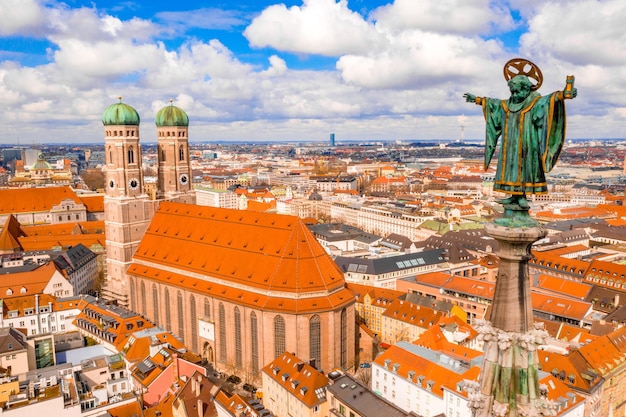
[334,249,448,289]
[0,327,29,375]
[52,243,99,295]
[261,351,329,417]
[126,202,356,379]
[326,373,412,417]
[0,186,88,226]
[102,99,195,306]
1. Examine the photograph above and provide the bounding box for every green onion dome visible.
[155,100,189,127]
[102,97,140,126]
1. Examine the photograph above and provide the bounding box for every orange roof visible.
[534,274,592,300]
[537,349,601,392]
[0,186,81,214]
[413,318,481,361]
[2,293,57,318]
[578,334,626,377]
[246,200,276,212]
[534,206,614,221]
[373,343,478,399]
[105,401,144,417]
[382,299,446,329]
[0,215,23,252]
[78,194,104,212]
[584,259,626,289]
[18,234,106,251]
[0,262,62,297]
[130,203,353,312]
[531,292,591,320]
[348,283,403,305]
[21,222,82,236]
[262,351,330,408]
[119,330,185,363]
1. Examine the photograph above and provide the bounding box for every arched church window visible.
[190,295,198,352]
[128,146,135,164]
[250,312,259,374]
[177,291,184,343]
[204,298,210,319]
[340,308,347,368]
[219,303,226,363]
[234,307,242,367]
[164,288,171,331]
[274,315,285,358]
[108,146,113,164]
[152,284,159,326]
[161,147,166,162]
[309,315,321,369]
[140,282,146,316]
[179,145,184,161]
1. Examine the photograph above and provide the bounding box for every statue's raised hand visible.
[463,93,476,103]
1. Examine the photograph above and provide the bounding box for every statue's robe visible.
[481,91,566,195]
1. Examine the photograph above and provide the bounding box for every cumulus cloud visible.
[0,0,45,36]
[370,0,516,35]
[519,0,626,67]
[244,0,386,56]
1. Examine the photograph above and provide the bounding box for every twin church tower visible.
[102,98,196,305]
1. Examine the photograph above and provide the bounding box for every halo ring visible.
[503,58,543,91]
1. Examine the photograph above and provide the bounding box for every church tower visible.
[156,100,194,203]
[102,98,153,306]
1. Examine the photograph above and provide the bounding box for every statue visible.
[464,58,576,225]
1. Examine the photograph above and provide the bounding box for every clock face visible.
[179,174,189,185]
[128,178,139,190]
[109,180,115,189]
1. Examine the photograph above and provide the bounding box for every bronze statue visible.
[464,58,577,219]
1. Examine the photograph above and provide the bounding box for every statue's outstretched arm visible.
[463,93,483,105]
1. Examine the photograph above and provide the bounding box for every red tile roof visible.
[130,202,353,313]
[0,186,81,214]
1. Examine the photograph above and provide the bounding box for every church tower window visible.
[128,146,134,164]
[179,145,185,161]
[274,315,286,359]
[129,278,135,311]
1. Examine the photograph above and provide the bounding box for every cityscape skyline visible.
[1,0,625,144]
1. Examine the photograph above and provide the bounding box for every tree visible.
[80,169,105,190]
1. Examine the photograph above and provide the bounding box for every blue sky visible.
[0,0,625,144]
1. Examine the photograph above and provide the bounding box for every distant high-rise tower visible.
[330,132,335,147]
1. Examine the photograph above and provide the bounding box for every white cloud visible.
[244,0,386,56]
[0,0,45,36]
[370,0,515,35]
[519,0,626,67]
[262,55,288,77]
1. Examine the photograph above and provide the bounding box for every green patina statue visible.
[464,58,577,227]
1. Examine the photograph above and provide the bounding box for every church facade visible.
[102,99,195,306]
[102,100,355,379]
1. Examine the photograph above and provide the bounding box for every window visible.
[161,147,166,162]
[251,312,259,374]
[129,278,136,312]
[164,288,171,331]
[140,282,146,316]
[127,146,135,164]
[204,298,210,320]
[234,307,242,367]
[108,146,113,164]
[219,303,226,363]
[190,295,198,352]
[309,315,321,369]
[152,285,159,326]
[179,145,185,161]
[177,291,184,343]
[274,315,286,358]
[340,308,347,368]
